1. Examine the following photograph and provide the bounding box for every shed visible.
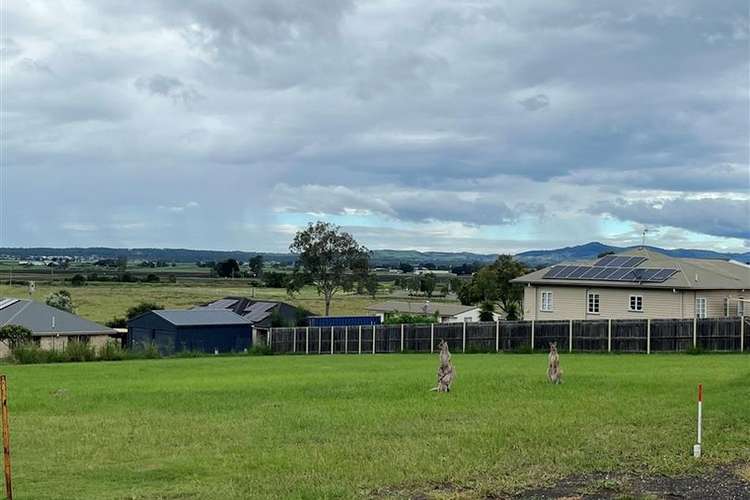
[127,309,252,355]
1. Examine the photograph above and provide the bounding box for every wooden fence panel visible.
[612,319,647,352]
[501,321,532,351]
[573,320,608,352]
[533,321,569,351]
[375,325,401,353]
[465,322,496,352]
[650,319,693,352]
[404,324,432,352]
[697,318,741,352]
[433,323,463,352]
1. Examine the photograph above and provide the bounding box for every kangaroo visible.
[430,340,455,392]
[547,342,563,384]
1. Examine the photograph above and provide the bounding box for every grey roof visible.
[512,248,750,290]
[366,300,477,317]
[0,298,116,336]
[152,309,251,327]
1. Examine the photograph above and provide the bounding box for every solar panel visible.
[0,299,19,311]
[542,266,678,283]
[622,256,647,267]
[595,255,617,266]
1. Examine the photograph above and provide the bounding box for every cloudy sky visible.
[1,1,748,254]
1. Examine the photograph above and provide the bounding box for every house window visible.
[696,297,707,319]
[724,298,730,317]
[587,292,600,314]
[739,298,745,317]
[629,295,643,312]
[540,291,553,312]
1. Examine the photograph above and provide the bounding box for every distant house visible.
[512,248,750,320]
[127,309,252,355]
[0,297,119,356]
[366,300,502,323]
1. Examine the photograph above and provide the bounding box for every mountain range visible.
[1,242,748,268]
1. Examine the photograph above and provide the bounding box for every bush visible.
[70,274,86,286]
[142,343,161,359]
[248,344,273,356]
[45,290,75,313]
[125,302,164,320]
[105,317,127,328]
[63,340,96,362]
[384,313,436,325]
[11,343,60,364]
[0,324,32,350]
[98,340,126,361]
[145,273,160,283]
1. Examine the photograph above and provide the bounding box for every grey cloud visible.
[594,197,750,239]
[0,37,21,59]
[518,94,549,111]
[134,74,203,106]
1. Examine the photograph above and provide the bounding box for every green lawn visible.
[2,354,748,499]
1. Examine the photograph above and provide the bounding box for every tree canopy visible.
[457,255,528,320]
[0,325,32,349]
[288,221,369,315]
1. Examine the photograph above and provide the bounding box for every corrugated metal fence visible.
[266,317,749,354]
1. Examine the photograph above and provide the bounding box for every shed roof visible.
[366,300,476,316]
[151,309,251,327]
[512,248,750,290]
[0,298,116,336]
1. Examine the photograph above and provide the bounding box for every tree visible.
[214,259,240,278]
[288,221,369,316]
[448,277,463,294]
[364,273,379,299]
[248,255,264,277]
[263,271,288,288]
[116,256,128,272]
[126,302,164,319]
[45,290,74,313]
[398,262,414,273]
[479,300,496,321]
[456,255,528,317]
[0,325,32,349]
[145,273,160,283]
[70,274,86,287]
[420,273,436,298]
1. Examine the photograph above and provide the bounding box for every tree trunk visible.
[324,295,331,316]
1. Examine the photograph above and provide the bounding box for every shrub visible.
[0,324,32,351]
[70,274,87,286]
[142,343,161,359]
[45,290,75,313]
[105,317,127,328]
[98,340,126,361]
[63,340,96,362]
[384,313,436,325]
[125,302,164,320]
[248,344,273,356]
[12,343,56,364]
[145,273,160,283]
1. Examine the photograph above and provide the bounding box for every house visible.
[195,297,303,328]
[512,248,750,320]
[127,309,252,355]
[366,300,502,323]
[0,297,119,356]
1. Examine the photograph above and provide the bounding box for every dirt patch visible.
[371,463,750,499]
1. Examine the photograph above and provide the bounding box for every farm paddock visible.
[2,354,749,499]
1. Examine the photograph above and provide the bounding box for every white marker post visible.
[693,384,703,458]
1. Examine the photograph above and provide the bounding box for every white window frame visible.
[724,298,730,317]
[587,292,600,314]
[696,297,707,319]
[540,291,553,312]
[629,295,643,312]
[739,298,745,317]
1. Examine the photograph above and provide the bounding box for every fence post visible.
[462,322,466,353]
[495,320,500,353]
[0,376,11,500]
[569,320,573,353]
[693,316,698,349]
[358,325,362,354]
[344,326,348,354]
[372,325,376,354]
[607,319,612,353]
[741,316,745,353]
[293,328,297,354]
[400,323,404,352]
[530,320,535,352]
[318,328,322,354]
[430,323,434,353]
[306,327,309,354]
[330,326,334,355]
[647,319,651,355]
[268,329,273,352]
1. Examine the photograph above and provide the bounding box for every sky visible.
[1,1,748,254]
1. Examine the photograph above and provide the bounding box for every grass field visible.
[2,354,748,499]
[0,282,408,324]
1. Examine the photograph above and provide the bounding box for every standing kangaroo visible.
[431,340,455,392]
[547,342,563,384]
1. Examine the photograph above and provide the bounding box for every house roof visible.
[512,248,750,290]
[195,297,299,324]
[151,309,251,327]
[0,298,116,336]
[366,300,477,317]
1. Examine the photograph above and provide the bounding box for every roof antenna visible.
[641,228,649,248]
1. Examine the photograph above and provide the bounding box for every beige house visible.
[512,249,750,321]
[0,298,119,357]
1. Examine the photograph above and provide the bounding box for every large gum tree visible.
[288,222,370,316]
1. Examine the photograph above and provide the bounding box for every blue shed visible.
[307,315,381,327]
[127,309,252,355]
